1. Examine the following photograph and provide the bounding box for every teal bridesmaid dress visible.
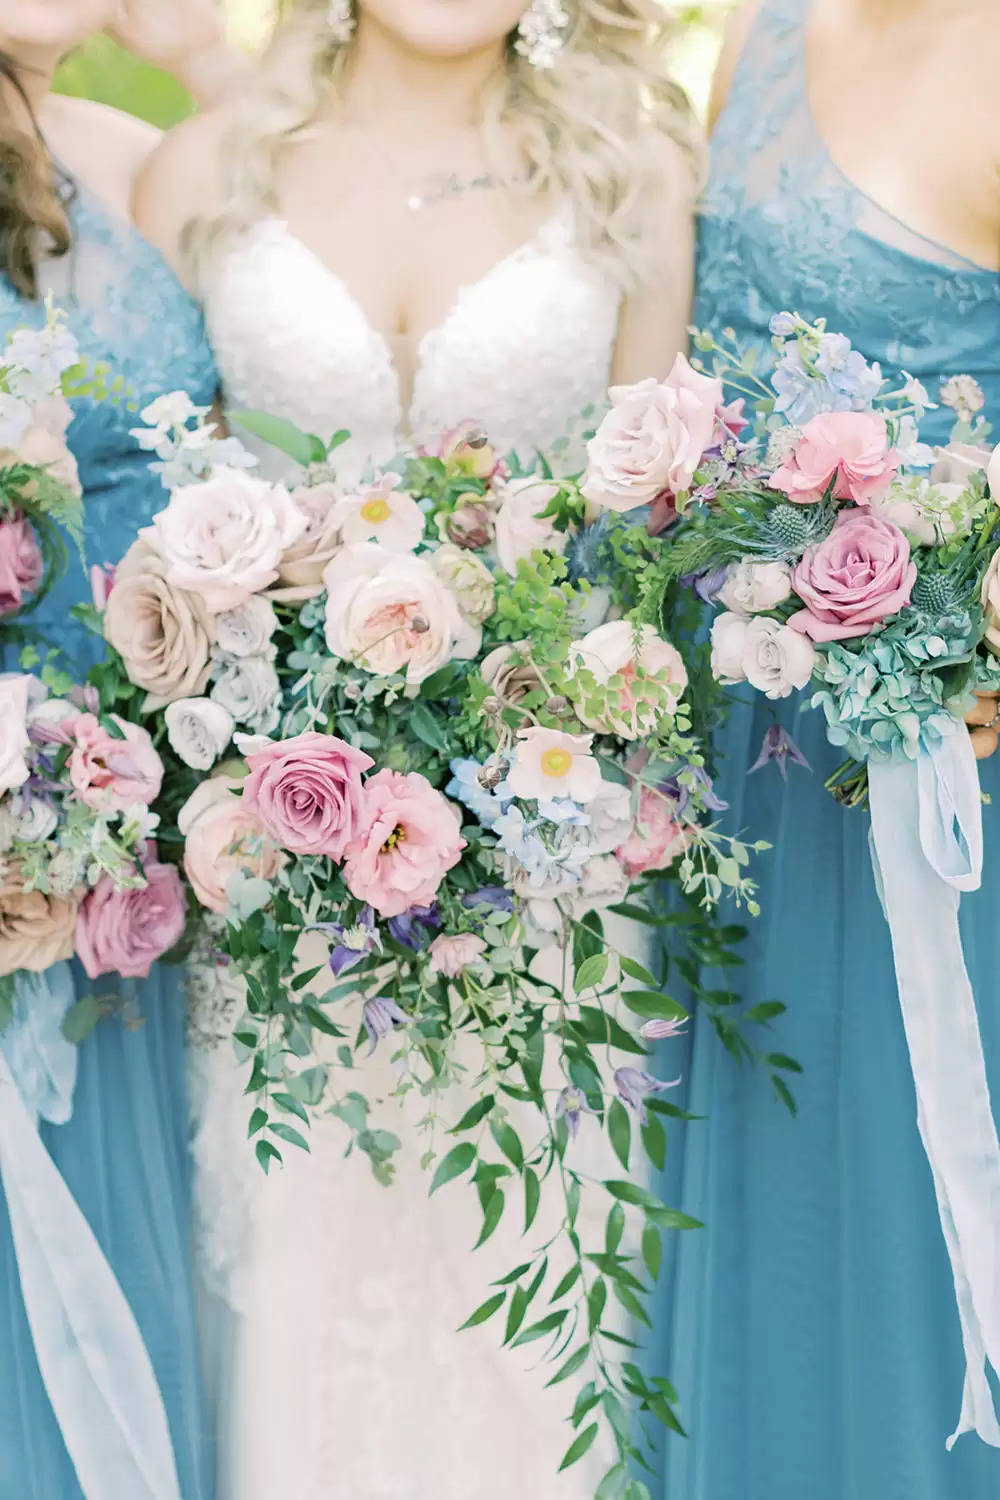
[0,180,216,1497]
[654,2,1000,1496]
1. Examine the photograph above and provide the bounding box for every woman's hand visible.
[108,0,250,109]
[966,691,1000,760]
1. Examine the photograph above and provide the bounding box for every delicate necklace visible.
[403,169,530,214]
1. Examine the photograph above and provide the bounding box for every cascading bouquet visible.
[637,312,1000,1449]
[85,379,779,1486]
[0,302,88,628]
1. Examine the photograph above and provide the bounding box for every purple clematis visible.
[554,1086,599,1141]
[614,1067,680,1125]
[462,886,515,916]
[748,724,811,781]
[639,1017,689,1043]
[387,903,441,950]
[362,996,408,1054]
[662,766,729,817]
[316,906,381,976]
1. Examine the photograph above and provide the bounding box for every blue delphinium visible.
[770,318,883,425]
[447,758,511,828]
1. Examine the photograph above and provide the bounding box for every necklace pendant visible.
[406,194,423,213]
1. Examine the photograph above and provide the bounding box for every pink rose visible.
[616,787,690,877]
[427,933,488,978]
[770,411,900,506]
[76,853,186,980]
[0,514,42,614]
[242,731,373,859]
[790,510,916,642]
[69,713,163,811]
[179,777,283,914]
[582,356,723,513]
[344,769,465,918]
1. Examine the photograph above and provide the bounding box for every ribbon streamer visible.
[0,968,182,1499]
[869,730,1000,1448]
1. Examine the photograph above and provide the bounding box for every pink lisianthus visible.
[427,932,488,978]
[790,509,916,642]
[76,851,187,980]
[0,513,42,615]
[770,411,900,506]
[616,787,690,877]
[344,769,465,918]
[242,731,373,859]
[68,713,163,811]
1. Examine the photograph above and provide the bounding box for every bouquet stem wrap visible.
[0,968,181,1499]
[869,732,1000,1448]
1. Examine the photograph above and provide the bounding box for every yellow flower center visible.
[380,824,406,854]
[360,497,392,524]
[540,748,572,779]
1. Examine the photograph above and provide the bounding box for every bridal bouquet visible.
[86,387,775,1483]
[635,312,1000,1450]
[0,304,88,630]
[0,671,183,1033]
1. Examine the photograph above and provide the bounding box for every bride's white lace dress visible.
[192,211,627,1500]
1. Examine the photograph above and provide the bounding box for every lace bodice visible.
[0,182,216,667]
[205,212,621,482]
[696,0,1000,443]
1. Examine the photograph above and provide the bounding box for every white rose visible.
[145,468,307,612]
[581,357,723,513]
[430,543,496,624]
[214,597,278,658]
[742,616,815,700]
[710,611,750,684]
[717,559,792,615]
[493,478,567,576]
[586,778,635,855]
[5,793,58,844]
[569,619,688,739]
[322,543,479,685]
[164,697,235,771]
[0,675,31,795]
[210,656,281,733]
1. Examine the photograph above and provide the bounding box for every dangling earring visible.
[514,0,570,71]
[326,0,356,44]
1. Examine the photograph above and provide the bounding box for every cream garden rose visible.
[322,543,479,685]
[711,611,815,698]
[493,478,566,576]
[273,481,341,599]
[717,559,793,615]
[569,620,688,739]
[104,540,215,711]
[164,697,234,771]
[145,467,307,611]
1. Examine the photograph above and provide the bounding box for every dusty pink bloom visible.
[790,509,916,642]
[427,933,488,978]
[344,769,465,918]
[242,731,373,859]
[770,411,900,506]
[76,853,187,980]
[68,713,163,811]
[0,514,42,614]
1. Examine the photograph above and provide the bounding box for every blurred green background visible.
[54,1,730,127]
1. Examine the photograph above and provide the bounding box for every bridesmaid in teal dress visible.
[656,1,1000,1496]
[0,18,216,1498]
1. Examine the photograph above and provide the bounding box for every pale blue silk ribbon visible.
[0,968,182,1499]
[869,730,1000,1449]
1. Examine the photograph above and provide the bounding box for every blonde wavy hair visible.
[188,0,699,291]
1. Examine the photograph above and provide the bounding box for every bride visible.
[136,2,696,1494]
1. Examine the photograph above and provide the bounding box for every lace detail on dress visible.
[697,0,1000,447]
[205,210,620,485]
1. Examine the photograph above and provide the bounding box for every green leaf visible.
[766,1052,803,1074]
[269,1121,310,1152]
[230,409,326,466]
[450,1095,495,1133]
[490,1119,524,1169]
[572,1381,599,1427]
[550,1264,581,1302]
[255,1139,283,1174]
[621,989,688,1021]
[512,1310,566,1347]
[61,994,103,1044]
[558,1423,598,1472]
[619,956,658,987]
[272,1091,310,1124]
[504,1284,531,1344]
[475,1189,505,1248]
[607,1098,631,1172]
[247,1107,268,1138]
[458,1291,505,1330]
[745,1000,786,1024]
[606,1201,626,1255]
[642,1224,662,1281]
[641,1114,666,1173]
[545,1343,589,1387]
[596,1464,628,1500]
[430,1142,476,1193]
[409,701,449,755]
[574,953,609,993]
[587,1278,606,1335]
[523,1167,541,1232]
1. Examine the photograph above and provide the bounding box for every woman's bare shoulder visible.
[707,2,765,132]
[132,106,234,274]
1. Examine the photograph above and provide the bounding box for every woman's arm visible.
[706,2,763,132]
[108,0,252,111]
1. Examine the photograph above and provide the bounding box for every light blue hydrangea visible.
[447,759,511,829]
[772,334,883,425]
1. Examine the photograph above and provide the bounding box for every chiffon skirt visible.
[654,688,1000,1499]
[0,964,212,1500]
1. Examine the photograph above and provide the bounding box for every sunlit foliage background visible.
[54,2,730,127]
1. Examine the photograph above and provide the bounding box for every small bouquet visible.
[637,313,1000,1449]
[86,384,778,1483]
[0,303,88,630]
[0,671,183,1036]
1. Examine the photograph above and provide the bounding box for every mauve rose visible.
[616,787,690,877]
[344,769,465,918]
[242,731,373,859]
[104,539,215,711]
[581,356,723,513]
[145,467,306,612]
[69,713,163,811]
[76,854,187,980]
[0,868,77,976]
[179,777,282,914]
[427,933,487,977]
[790,509,916,642]
[770,411,900,506]
[270,481,342,601]
[0,514,42,614]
